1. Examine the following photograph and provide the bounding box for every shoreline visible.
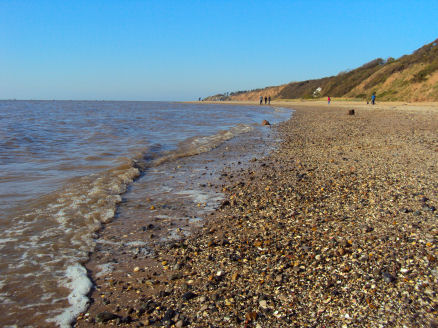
[188,99,438,112]
[75,102,437,327]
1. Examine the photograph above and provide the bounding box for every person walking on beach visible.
[259,96,263,105]
[371,93,376,105]
[264,96,267,104]
[328,96,331,104]
[268,96,271,104]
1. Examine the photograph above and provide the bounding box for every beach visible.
[75,101,438,327]
[0,101,290,327]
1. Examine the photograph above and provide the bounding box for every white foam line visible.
[95,263,114,278]
[155,214,171,219]
[48,264,92,328]
[0,237,17,244]
[96,239,119,245]
[176,189,209,204]
[124,241,148,247]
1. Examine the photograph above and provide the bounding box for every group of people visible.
[256,94,376,105]
[259,96,271,105]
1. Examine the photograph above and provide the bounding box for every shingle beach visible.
[76,102,438,328]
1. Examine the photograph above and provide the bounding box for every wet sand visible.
[75,102,438,327]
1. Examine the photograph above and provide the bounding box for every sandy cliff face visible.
[348,63,438,102]
[207,38,438,102]
[229,85,287,101]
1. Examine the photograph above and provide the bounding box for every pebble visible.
[199,296,207,303]
[200,304,208,312]
[163,309,176,322]
[182,291,197,301]
[245,311,258,321]
[382,272,396,283]
[95,311,118,323]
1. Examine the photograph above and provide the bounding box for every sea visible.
[0,100,291,327]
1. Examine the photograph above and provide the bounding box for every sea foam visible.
[48,264,92,328]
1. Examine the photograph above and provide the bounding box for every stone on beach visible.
[95,311,119,323]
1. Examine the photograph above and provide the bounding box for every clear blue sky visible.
[1,0,438,101]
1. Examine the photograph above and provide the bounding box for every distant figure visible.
[371,93,376,105]
[198,97,201,101]
[328,96,331,104]
[268,96,271,104]
[264,96,267,104]
[259,96,263,105]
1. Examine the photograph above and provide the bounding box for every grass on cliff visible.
[232,38,438,102]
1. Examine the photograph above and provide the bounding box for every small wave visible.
[135,123,254,169]
[0,159,140,327]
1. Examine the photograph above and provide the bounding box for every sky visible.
[1,0,438,101]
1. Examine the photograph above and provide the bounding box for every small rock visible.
[199,296,207,303]
[423,287,434,295]
[182,291,197,301]
[96,311,119,323]
[220,200,231,208]
[382,272,396,283]
[120,316,132,324]
[245,311,258,321]
[163,309,176,323]
[200,304,208,312]
[170,273,183,280]
[426,205,436,212]
[259,300,268,309]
